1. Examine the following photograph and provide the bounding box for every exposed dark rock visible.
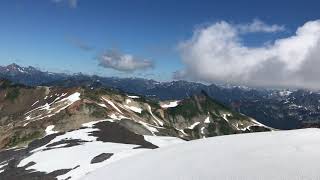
[119,119,154,136]
[89,121,158,149]
[28,133,63,151]
[0,163,57,180]
[45,139,88,150]
[90,153,113,164]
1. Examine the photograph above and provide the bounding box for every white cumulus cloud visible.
[175,19,320,89]
[98,50,154,72]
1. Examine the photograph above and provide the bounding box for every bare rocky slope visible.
[0,79,271,149]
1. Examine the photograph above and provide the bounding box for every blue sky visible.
[0,0,319,83]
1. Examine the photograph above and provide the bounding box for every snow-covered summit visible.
[82,128,320,180]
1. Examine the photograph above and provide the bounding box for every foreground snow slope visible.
[0,119,184,180]
[82,128,320,180]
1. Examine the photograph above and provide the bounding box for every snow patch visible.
[222,114,230,122]
[102,97,122,114]
[125,99,132,104]
[279,90,293,96]
[204,116,210,123]
[175,128,188,136]
[138,121,159,135]
[147,105,163,126]
[0,162,8,174]
[124,105,142,113]
[201,127,205,134]
[161,101,179,108]
[127,95,140,99]
[82,119,114,128]
[249,118,269,128]
[31,100,39,107]
[108,114,128,120]
[143,136,184,147]
[97,103,107,108]
[45,125,58,135]
[23,92,81,123]
[188,122,200,129]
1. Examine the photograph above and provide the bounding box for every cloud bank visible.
[175,19,320,89]
[98,50,154,72]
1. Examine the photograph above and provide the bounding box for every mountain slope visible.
[163,91,271,139]
[81,128,320,180]
[0,79,271,179]
[0,120,183,180]
[0,79,271,149]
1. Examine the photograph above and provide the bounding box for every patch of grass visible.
[207,123,218,137]
[154,110,163,119]
[219,120,237,135]
[0,80,12,89]
[227,110,248,120]
[84,89,104,102]
[8,131,43,147]
[5,88,20,101]
[167,100,199,121]
[91,108,106,118]
[138,96,161,109]
[85,103,107,118]
[140,110,151,119]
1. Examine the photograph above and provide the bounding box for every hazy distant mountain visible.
[0,63,68,86]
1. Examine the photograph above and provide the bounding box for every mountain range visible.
[1,63,320,130]
[1,63,320,179]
